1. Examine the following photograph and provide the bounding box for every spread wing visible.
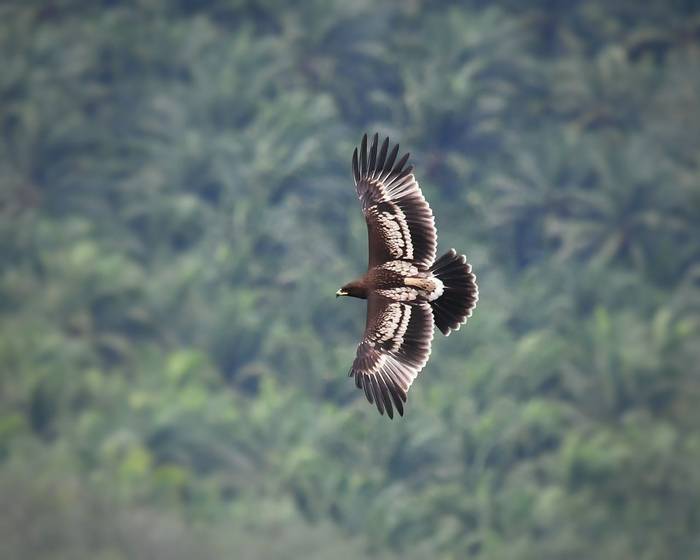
[349,294,434,418]
[352,134,438,270]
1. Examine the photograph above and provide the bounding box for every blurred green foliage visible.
[1,1,699,558]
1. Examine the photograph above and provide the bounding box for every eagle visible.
[337,134,479,418]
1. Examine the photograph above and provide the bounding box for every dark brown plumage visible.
[337,134,479,418]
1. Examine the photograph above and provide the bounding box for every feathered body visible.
[340,261,444,303]
[337,134,479,418]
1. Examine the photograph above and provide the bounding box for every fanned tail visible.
[429,249,478,336]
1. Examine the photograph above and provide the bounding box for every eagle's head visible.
[336,280,367,299]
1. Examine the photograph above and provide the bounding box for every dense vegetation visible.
[1,1,699,558]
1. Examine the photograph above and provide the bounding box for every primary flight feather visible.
[337,134,479,418]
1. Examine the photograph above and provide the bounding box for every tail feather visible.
[429,249,478,336]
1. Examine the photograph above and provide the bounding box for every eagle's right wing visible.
[349,294,434,418]
[352,134,438,270]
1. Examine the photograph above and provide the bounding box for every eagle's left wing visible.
[352,134,438,270]
[349,294,434,418]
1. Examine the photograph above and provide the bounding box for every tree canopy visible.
[1,1,699,558]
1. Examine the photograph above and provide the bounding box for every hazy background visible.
[1,1,699,558]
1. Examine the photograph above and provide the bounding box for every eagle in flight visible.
[337,134,478,418]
